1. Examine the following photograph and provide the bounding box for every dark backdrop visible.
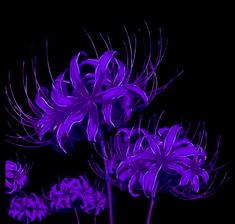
[0,3,233,224]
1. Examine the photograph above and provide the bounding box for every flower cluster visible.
[9,193,48,223]
[48,176,106,215]
[5,160,30,194]
[105,124,216,199]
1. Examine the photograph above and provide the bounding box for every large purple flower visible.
[8,193,48,223]
[5,160,30,194]
[96,124,218,199]
[6,28,177,152]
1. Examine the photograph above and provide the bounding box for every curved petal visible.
[192,175,200,192]
[70,52,89,96]
[128,175,140,197]
[179,171,191,186]
[163,125,183,156]
[51,89,77,107]
[113,59,126,86]
[92,51,117,95]
[38,117,54,140]
[143,163,161,198]
[116,161,132,181]
[86,102,99,142]
[126,84,148,103]
[121,96,132,121]
[200,169,209,184]
[35,92,52,113]
[56,108,87,152]
[171,146,200,159]
[133,136,145,154]
[102,101,114,127]
[144,132,161,156]
[102,86,128,100]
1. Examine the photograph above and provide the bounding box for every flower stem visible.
[146,184,158,224]
[100,138,114,224]
[146,198,155,224]
[94,215,97,224]
[74,207,81,224]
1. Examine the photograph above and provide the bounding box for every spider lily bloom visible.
[8,193,48,223]
[81,190,106,215]
[6,27,177,153]
[48,176,92,211]
[104,124,217,199]
[5,160,30,194]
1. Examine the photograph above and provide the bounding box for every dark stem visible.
[94,215,97,224]
[146,183,158,224]
[74,207,81,224]
[100,137,114,224]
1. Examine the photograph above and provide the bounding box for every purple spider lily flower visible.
[5,160,30,194]
[179,148,209,193]
[8,193,48,223]
[48,176,92,211]
[96,124,219,199]
[81,190,106,215]
[6,27,179,152]
[48,175,106,216]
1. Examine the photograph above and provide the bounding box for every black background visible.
[0,3,234,224]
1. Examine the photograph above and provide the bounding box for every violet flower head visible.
[5,160,30,194]
[6,26,178,152]
[102,123,220,199]
[48,176,91,211]
[81,189,106,215]
[8,193,48,223]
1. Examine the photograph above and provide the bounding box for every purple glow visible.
[5,160,30,194]
[8,193,48,223]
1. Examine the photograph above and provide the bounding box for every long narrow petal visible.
[143,163,161,198]
[51,89,77,107]
[128,175,140,197]
[102,101,114,127]
[126,84,148,103]
[92,51,117,95]
[86,102,99,142]
[192,175,200,192]
[56,108,87,152]
[144,132,161,156]
[163,125,183,156]
[70,52,89,96]
[179,172,191,186]
[35,93,52,113]
[113,59,126,86]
